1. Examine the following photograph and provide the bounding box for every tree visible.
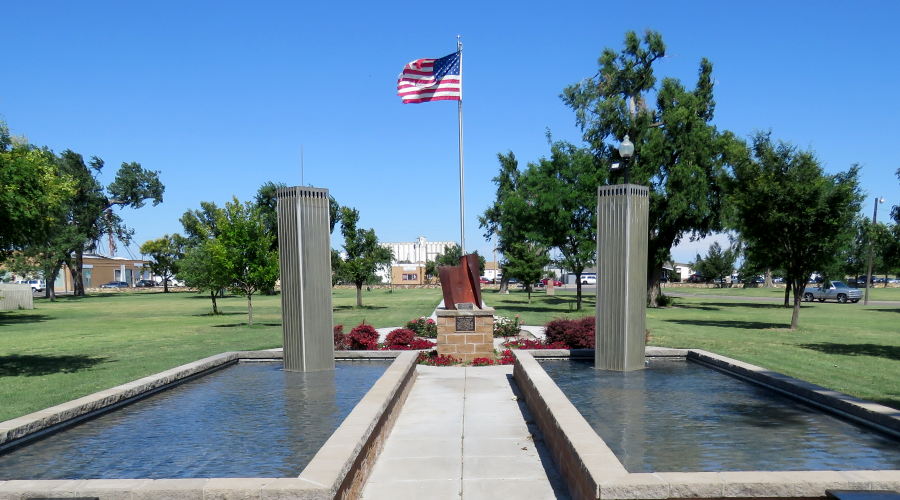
[179,239,229,314]
[519,140,601,309]
[427,244,485,278]
[562,30,739,307]
[139,234,186,293]
[691,241,736,287]
[503,241,550,303]
[61,154,164,296]
[335,206,392,307]
[480,152,526,294]
[216,197,279,326]
[730,132,862,329]
[0,122,75,259]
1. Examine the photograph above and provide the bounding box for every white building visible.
[381,236,456,265]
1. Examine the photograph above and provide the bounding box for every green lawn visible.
[2,287,897,423]
[0,288,441,421]
[661,284,900,301]
[489,289,900,409]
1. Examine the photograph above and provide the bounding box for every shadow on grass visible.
[212,322,281,328]
[191,311,244,317]
[333,305,387,311]
[870,308,900,314]
[0,313,50,327]
[671,303,722,311]
[664,319,786,330]
[797,342,900,361]
[692,302,791,310]
[0,354,107,376]
[497,304,593,314]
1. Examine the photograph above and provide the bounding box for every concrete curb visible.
[511,349,900,500]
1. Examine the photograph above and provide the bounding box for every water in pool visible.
[0,360,390,479]
[541,358,900,472]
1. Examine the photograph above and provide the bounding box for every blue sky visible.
[3,1,898,264]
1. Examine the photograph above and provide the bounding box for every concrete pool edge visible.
[0,349,419,500]
[511,349,900,499]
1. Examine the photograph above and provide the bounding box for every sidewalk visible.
[360,365,568,499]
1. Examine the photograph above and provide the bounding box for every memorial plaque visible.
[455,316,475,332]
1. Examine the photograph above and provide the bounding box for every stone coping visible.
[512,349,900,500]
[0,350,420,500]
[523,346,688,359]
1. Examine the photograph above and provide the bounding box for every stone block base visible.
[436,307,495,363]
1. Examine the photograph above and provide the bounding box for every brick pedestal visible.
[436,307,495,363]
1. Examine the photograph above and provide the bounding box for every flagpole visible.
[457,36,465,254]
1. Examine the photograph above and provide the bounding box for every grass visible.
[661,284,900,301]
[0,288,441,421]
[2,286,897,422]
[489,289,900,410]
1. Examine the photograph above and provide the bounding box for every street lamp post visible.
[618,135,635,184]
[863,196,885,306]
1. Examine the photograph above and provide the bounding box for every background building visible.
[381,236,455,266]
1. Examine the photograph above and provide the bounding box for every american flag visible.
[397,51,461,103]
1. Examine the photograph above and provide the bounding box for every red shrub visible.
[385,328,416,347]
[499,349,515,365]
[471,357,495,366]
[416,350,460,366]
[333,325,347,350]
[544,317,595,349]
[408,337,436,349]
[348,323,379,350]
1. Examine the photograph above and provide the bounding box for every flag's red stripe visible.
[401,95,460,103]
[397,84,460,95]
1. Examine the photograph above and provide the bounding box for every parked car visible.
[135,279,157,287]
[580,275,597,285]
[478,277,492,285]
[802,281,861,303]
[16,279,45,292]
[541,278,563,287]
[687,273,705,283]
[100,281,129,289]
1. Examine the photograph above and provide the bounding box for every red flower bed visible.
[471,357,495,366]
[544,317,595,349]
[347,323,379,350]
[416,350,460,366]
[499,349,515,365]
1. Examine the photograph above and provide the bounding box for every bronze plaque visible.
[455,316,475,332]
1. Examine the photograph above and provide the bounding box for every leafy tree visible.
[730,132,862,329]
[426,244,485,278]
[503,241,550,302]
[519,140,601,309]
[60,153,164,296]
[139,234,186,293]
[179,239,230,314]
[691,241,736,286]
[480,152,526,294]
[180,201,223,244]
[335,206,393,307]
[0,123,75,259]
[562,30,739,307]
[216,197,279,326]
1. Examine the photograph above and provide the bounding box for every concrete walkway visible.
[360,365,568,499]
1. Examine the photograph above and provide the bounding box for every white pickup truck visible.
[802,281,862,303]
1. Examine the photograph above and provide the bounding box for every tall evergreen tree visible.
[480,152,526,294]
